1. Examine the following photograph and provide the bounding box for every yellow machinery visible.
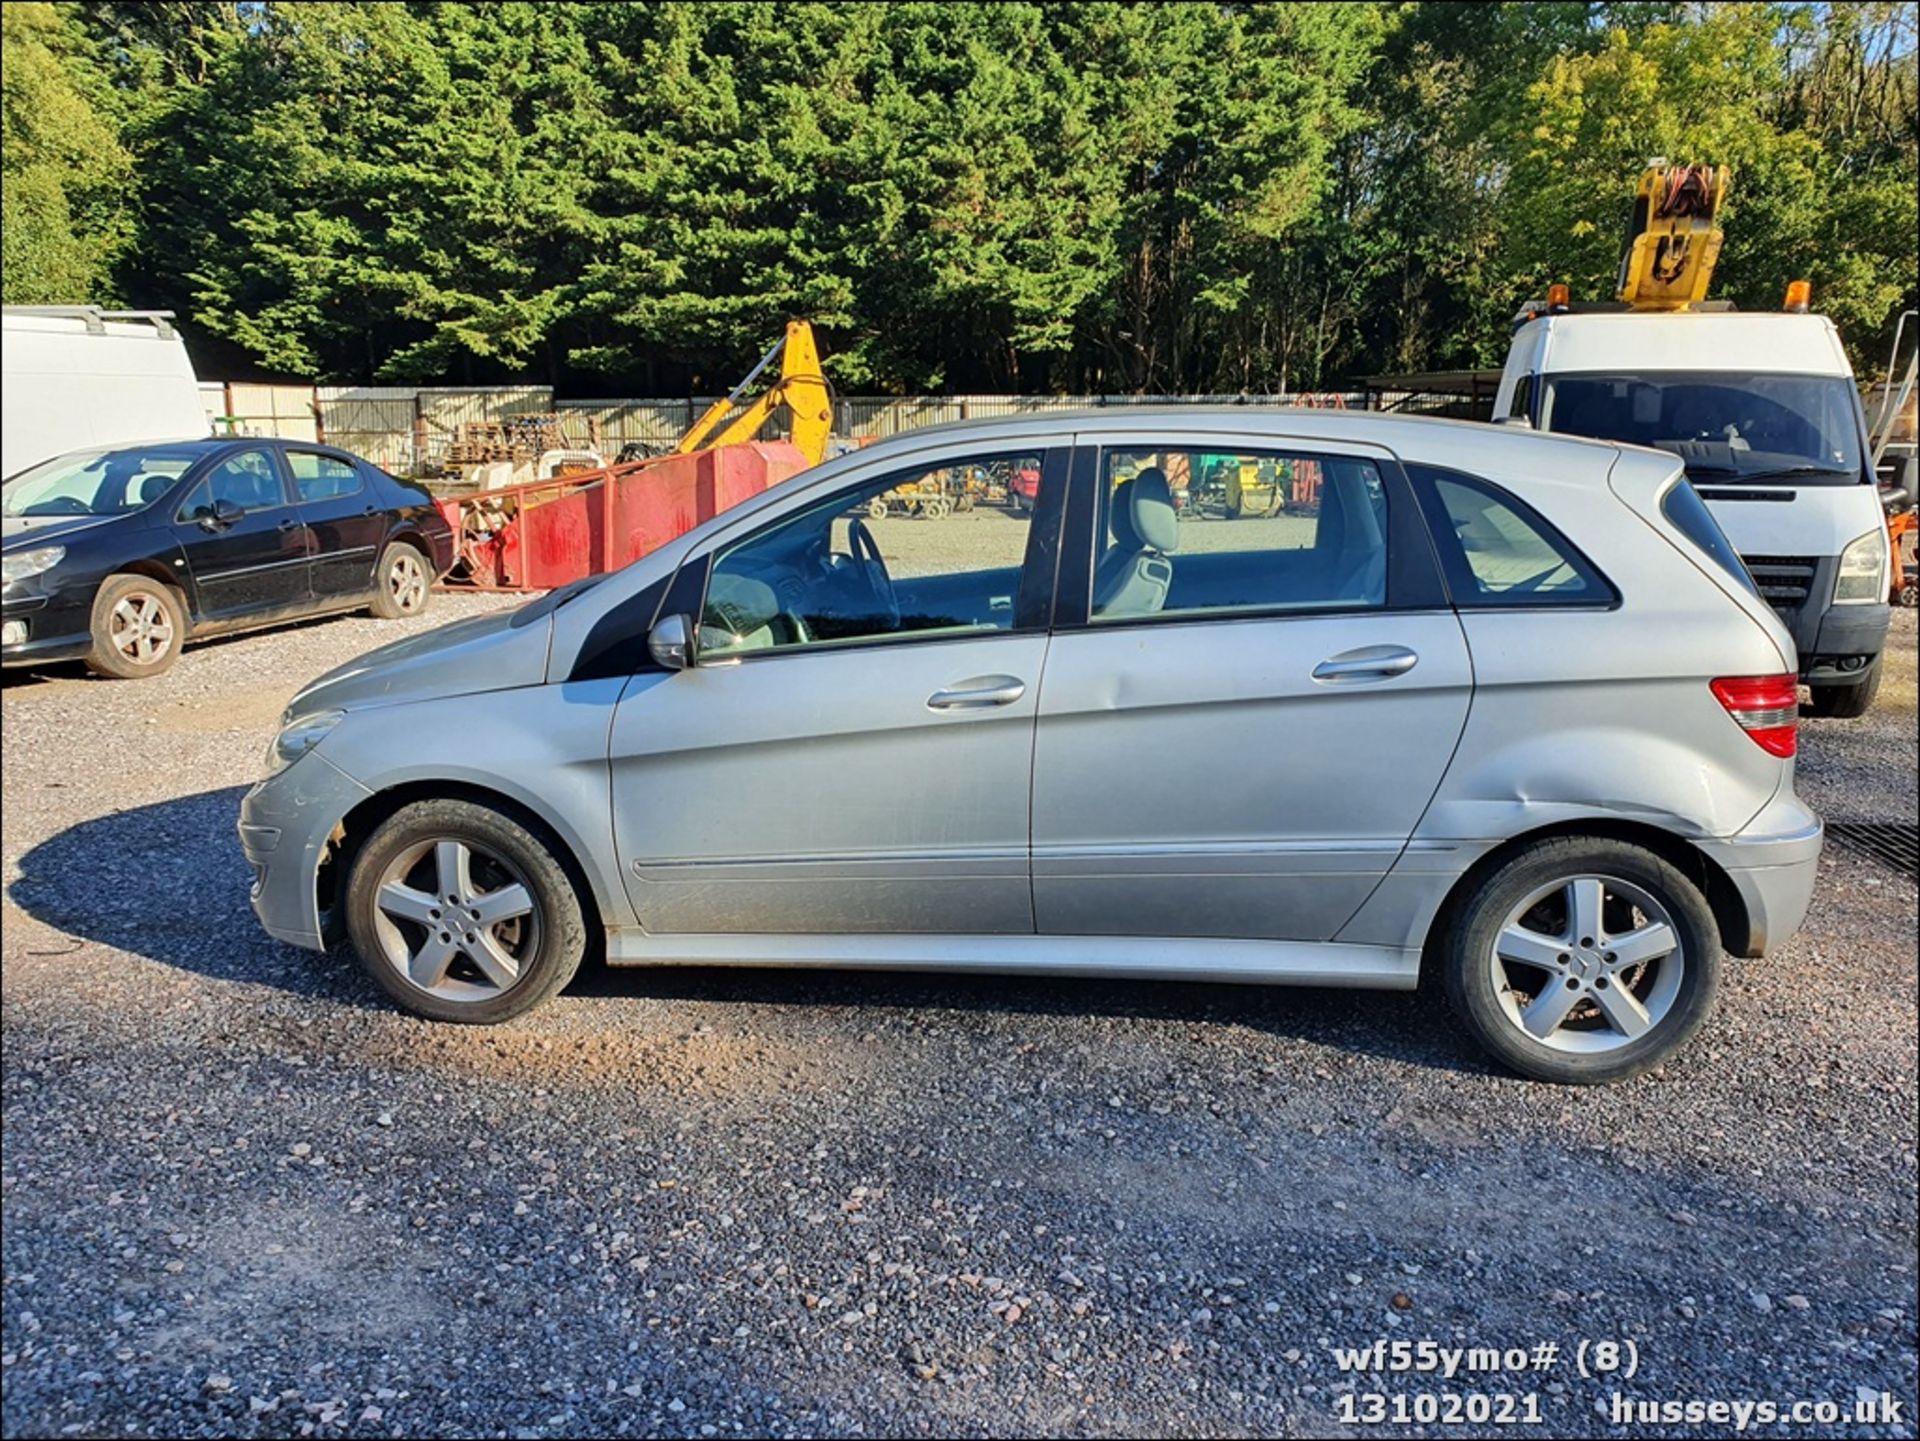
[1615,163,1729,311]
[677,320,833,466]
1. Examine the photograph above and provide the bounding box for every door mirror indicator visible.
[648,613,696,671]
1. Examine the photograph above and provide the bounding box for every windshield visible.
[3,447,200,518]
[1540,372,1866,484]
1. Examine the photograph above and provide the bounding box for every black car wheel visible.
[370,542,432,619]
[84,574,187,680]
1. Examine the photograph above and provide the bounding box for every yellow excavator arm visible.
[1615,163,1729,312]
[677,320,834,467]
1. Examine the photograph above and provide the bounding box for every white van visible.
[1495,307,1892,717]
[1,307,211,479]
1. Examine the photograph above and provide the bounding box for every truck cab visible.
[1495,308,1892,717]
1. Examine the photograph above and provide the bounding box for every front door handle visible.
[1312,645,1419,683]
[927,675,1026,710]
[277,517,301,532]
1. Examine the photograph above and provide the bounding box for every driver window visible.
[175,451,284,522]
[700,451,1048,656]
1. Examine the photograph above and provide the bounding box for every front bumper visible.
[239,749,372,950]
[1,588,94,666]
[1749,553,1891,681]
[1696,794,1824,957]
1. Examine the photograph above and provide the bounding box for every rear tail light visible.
[1710,673,1799,757]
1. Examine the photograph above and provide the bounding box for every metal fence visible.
[203,385,1408,475]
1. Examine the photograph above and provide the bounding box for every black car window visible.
[287,450,364,503]
[175,450,285,522]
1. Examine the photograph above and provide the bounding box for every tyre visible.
[369,542,432,619]
[866,497,890,522]
[343,798,587,1024]
[83,574,187,680]
[1441,837,1720,1085]
[1804,658,1881,719]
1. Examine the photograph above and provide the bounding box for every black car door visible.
[171,448,312,624]
[285,448,388,601]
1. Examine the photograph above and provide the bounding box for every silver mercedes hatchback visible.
[241,410,1821,1084]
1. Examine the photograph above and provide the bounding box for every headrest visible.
[138,473,173,505]
[1128,467,1178,553]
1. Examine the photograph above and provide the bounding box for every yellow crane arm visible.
[1615,163,1729,312]
[676,320,833,466]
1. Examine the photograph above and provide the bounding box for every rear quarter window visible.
[1661,478,1758,594]
[1408,463,1616,608]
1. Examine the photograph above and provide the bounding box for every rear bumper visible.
[1697,797,1823,957]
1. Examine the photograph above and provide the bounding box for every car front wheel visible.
[344,798,586,1023]
[1443,837,1720,1085]
[84,574,187,680]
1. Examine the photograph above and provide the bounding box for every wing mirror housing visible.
[201,498,244,532]
[648,612,695,670]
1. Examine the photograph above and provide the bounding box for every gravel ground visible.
[2,595,1915,1440]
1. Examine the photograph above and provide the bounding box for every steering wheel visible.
[26,496,90,517]
[846,517,901,630]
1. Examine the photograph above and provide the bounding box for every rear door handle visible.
[927,675,1026,710]
[1312,645,1419,683]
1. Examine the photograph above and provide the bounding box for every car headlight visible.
[267,709,345,773]
[2,546,65,589]
[1834,528,1888,603]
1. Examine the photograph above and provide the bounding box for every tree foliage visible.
[4,1,1914,389]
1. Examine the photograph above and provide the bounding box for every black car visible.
[2,438,456,679]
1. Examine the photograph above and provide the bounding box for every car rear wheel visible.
[1804,658,1881,719]
[84,574,187,680]
[1443,837,1720,1085]
[344,799,586,1023]
[369,542,431,619]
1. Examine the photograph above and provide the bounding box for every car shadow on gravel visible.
[10,785,1493,1075]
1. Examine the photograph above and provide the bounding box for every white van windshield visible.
[2,448,199,518]
[1541,372,1866,484]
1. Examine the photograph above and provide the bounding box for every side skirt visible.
[603,930,1420,990]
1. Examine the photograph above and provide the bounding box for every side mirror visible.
[202,498,243,531]
[648,612,695,671]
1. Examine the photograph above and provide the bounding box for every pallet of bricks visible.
[442,414,572,471]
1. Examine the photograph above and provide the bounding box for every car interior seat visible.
[1093,468,1178,617]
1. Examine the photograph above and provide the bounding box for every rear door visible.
[171,447,311,623]
[1029,430,1473,941]
[285,448,387,601]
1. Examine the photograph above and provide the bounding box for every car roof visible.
[841,402,1632,472]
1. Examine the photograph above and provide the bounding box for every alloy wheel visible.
[370,837,541,1001]
[110,592,175,666]
[387,550,427,612]
[1486,873,1685,1054]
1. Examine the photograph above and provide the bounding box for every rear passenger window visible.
[1411,465,1612,606]
[287,451,363,503]
[1092,447,1388,622]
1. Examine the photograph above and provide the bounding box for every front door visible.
[607,445,1068,935]
[1030,434,1473,942]
[285,449,387,600]
[172,448,311,624]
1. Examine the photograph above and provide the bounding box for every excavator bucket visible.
[1616,164,1728,312]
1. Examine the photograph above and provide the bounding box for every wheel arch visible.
[321,779,610,964]
[1419,818,1755,977]
[108,559,194,614]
